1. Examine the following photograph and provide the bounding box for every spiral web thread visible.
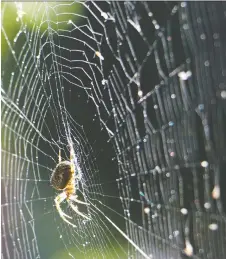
[1,1,226,259]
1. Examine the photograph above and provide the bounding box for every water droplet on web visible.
[95,51,104,60]
[213,33,219,39]
[204,60,210,66]
[148,12,153,17]
[152,212,158,219]
[154,105,158,109]
[138,90,143,97]
[221,90,226,99]
[144,207,150,214]
[102,79,107,85]
[183,24,189,30]
[201,161,208,167]
[212,185,220,199]
[204,202,211,209]
[180,208,188,215]
[170,151,175,157]
[200,33,206,40]
[60,235,62,238]
[171,190,175,195]
[155,24,160,30]
[169,121,174,127]
[178,71,192,80]
[198,104,204,110]
[209,223,218,231]
[101,12,108,20]
[184,240,193,256]
[171,94,176,99]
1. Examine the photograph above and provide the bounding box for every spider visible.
[50,145,90,227]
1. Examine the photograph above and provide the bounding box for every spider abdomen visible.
[51,161,72,190]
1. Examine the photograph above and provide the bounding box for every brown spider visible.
[50,145,90,227]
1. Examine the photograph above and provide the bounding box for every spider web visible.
[1,1,226,259]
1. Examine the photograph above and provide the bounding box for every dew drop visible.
[198,104,204,110]
[209,223,218,231]
[95,51,104,60]
[181,208,188,215]
[144,207,150,214]
[204,202,211,209]
[138,90,143,97]
[148,12,153,17]
[204,60,210,67]
[171,94,176,99]
[184,240,193,257]
[201,161,208,167]
[183,24,189,30]
[220,90,226,99]
[178,71,192,80]
[101,12,108,20]
[212,185,220,199]
[200,33,206,40]
[170,151,175,157]
[155,24,160,30]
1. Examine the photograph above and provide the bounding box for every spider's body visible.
[51,161,72,190]
[51,148,90,227]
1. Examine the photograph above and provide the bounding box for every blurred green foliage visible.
[49,243,128,259]
[1,2,85,60]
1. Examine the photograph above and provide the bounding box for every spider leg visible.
[55,192,78,228]
[70,143,75,174]
[68,200,91,221]
[59,149,61,163]
[70,195,89,205]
